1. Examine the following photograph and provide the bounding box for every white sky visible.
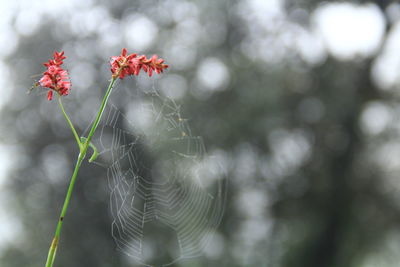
[238,0,387,66]
[313,2,386,60]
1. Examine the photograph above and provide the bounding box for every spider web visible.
[92,82,227,266]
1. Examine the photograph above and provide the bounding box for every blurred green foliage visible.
[1,0,400,267]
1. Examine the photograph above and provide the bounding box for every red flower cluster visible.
[39,51,71,101]
[110,48,168,79]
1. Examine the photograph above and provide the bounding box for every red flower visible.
[142,54,167,77]
[110,48,168,79]
[39,51,71,101]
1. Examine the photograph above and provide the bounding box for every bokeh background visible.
[1,0,400,266]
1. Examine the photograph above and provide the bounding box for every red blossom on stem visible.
[110,48,168,79]
[39,51,71,101]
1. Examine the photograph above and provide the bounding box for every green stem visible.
[57,95,81,148]
[85,78,117,144]
[44,77,117,267]
[45,153,84,267]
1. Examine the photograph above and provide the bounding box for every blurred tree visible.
[2,1,400,267]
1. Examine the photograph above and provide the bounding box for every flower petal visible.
[47,90,53,101]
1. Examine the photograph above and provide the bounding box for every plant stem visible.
[45,153,84,267]
[57,95,81,148]
[44,77,117,267]
[85,78,117,144]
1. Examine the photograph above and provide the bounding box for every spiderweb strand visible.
[93,84,226,266]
